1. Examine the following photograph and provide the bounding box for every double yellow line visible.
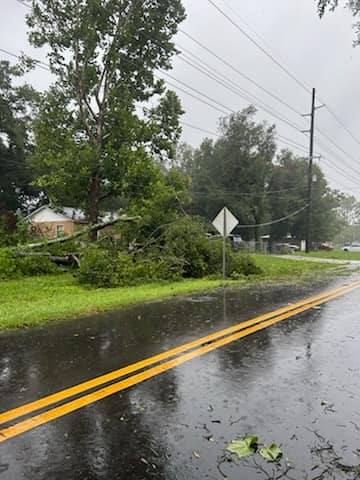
[1,280,359,444]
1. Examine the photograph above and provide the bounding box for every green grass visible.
[295,250,360,261]
[254,254,339,276]
[0,255,338,330]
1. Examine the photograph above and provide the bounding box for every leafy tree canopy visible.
[268,150,342,242]
[27,0,186,230]
[0,61,40,216]
[187,106,276,240]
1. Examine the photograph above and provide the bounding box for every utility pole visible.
[306,88,316,253]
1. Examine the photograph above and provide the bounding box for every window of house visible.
[56,224,65,237]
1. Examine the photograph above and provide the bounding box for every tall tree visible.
[27,0,186,237]
[0,61,40,225]
[268,150,342,242]
[336,193,360,225]
[317,0,360,45]
[190,107,276,241]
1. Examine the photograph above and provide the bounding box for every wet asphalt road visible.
[1,275,360,479]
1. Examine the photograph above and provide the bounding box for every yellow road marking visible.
[0,280,359,444]
[0,281,359,428]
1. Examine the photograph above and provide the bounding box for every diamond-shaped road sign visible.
[212,207,239,237]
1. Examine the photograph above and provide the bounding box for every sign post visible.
[212,207,239,279]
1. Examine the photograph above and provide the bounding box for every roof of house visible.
[26,205,120,224]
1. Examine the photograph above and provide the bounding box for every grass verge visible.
[0,255,339,330]
[295,250,360,261]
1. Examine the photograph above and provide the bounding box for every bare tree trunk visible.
[89,172,101,241]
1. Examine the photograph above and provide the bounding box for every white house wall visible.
[30,207,70,223]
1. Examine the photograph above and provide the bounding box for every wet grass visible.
[254,254,340,276]
[0,255,338,330]
[295,250,360,261]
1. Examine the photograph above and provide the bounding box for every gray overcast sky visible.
[1,0,360,196]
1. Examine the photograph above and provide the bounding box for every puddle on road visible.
[1,275,360,479]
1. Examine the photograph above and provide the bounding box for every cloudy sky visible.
[1,0,360,196]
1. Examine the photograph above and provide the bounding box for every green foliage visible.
[0,215,34,247]
[79,216,261,287]
[0,248,58,280]
[268,150,342,242]
[27,0,186,224]
[188,107,276,241]
[0,61,42,214]
[78,246,180,288]
[259,444,283,462]
[227,436,259,459]
[122,167,191,246]
[163,217,261,278]
[163,217,211,278]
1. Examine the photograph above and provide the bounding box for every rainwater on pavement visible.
[1,274,360,479]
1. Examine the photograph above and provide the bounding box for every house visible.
[26,205,120,239]
[26,205,88,239]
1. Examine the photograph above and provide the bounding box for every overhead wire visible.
[206,0,311,94]
[211,0,360,150]
[2,16,360,193]
[176,52,305,132]
[237,204,310,228]
[15,0,360,154]
[178,29,303,118]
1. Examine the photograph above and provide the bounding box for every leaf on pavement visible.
[227,435,258,459]
[259,443,283,462]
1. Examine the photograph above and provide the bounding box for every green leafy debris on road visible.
[259,443,283,462]
[227,436,258,459]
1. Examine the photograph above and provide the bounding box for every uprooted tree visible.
[26,0,186,239]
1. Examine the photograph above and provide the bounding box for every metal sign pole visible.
[212,206,238,281]
[223,207,227,280]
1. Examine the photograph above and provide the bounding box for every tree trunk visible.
[89,173,101,241]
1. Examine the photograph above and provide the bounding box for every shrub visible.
[163,217,212,278]
[78,246,120,288]
[230,252,263,277]
[78,246,180,288]
[0,248,59,280]
[206,239,262,277]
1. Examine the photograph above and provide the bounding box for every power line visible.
[317,127,360,167]
[3,45,360,192]
[0,47,50,72]
[215,0,360,148]
[321,104,360,148]
[177,53,305,133]
[179,29,303,117]
[206,0,311,94]
[161,70,236,115]
[180,121,219,138]
[237,204,310,228]
[16,0,360,163]
[178,46,303,125]
[219,0,311,93]
[163,78,229,115]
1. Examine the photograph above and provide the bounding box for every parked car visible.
[342,243,360,252]
[319,242,334,251]
[274,243,299,254]
[287,243,300,252]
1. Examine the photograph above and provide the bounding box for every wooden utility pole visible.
[305,88,316,253]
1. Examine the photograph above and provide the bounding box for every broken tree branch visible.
[19,215,140,250]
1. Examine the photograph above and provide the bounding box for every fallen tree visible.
[19,215,140,250]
